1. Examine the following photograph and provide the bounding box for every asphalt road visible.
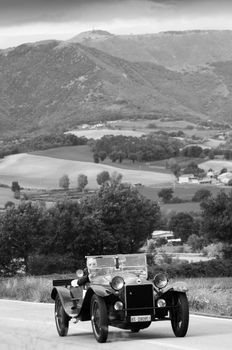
[0,299,232,350]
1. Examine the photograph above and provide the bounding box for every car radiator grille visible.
[125,284,154,316]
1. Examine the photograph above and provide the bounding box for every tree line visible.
[1,181,232,276]
[0,133,87,159]
[0,181,160,276]
[91,134,181,163]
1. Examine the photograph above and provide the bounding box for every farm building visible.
[152,230,181,244]
[199,177,212,184]
[152,230,174,240]
[218,172,232,185]
[178,174,198,184]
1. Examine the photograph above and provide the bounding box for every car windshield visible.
[86,254,147,280]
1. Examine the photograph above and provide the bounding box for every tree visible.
[128,153,137,163]
[11,181,20,193]
[110,171,123,185]
[93,153,99,163]
[208,150,215,160]
[96,171,110,185]
[170,163,181,178]
[59,174,70,190]
[192,189,211,202]
[98,151,107,162]
[79,182,161,254]
[219,167,227,175]
[109,151,118,162]
[182,162,205,177]
[4,201,15,209]
[200,191,232,244]
[77,174,88,192]
[0,202,46,274]
[187,234,205,252]
[181,145,203,158]
[117,151,126,163]
[158,188,173,203]
[168,212,197,243]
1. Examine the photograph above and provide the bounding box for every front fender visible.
[90,284,113,297]
[51,286,77,318]
[79,285,114,321]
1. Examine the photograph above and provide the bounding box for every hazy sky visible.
[1,0,232,49]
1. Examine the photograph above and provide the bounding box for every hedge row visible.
[148,258,232,279]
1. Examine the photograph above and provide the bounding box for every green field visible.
[139,183,232,201]
[0,153,175,191]
[200,159,232,172]
[106,119,226,141]
[32,145,171,174]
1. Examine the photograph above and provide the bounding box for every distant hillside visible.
[1,31,232,137]
[70,30,232,71]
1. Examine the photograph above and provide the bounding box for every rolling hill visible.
[1,30,232,137]
[69,30,232,71]
[0,153,174,189]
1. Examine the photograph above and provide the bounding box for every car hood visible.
[90,272,151,286]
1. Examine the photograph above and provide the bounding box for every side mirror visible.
[76,269,84,278]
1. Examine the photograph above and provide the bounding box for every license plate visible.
[130,315,151,322]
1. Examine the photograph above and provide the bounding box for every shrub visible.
[148,258,232,279]
[27,254,84,275]
[192,189,211,202]
[202,243,224,259]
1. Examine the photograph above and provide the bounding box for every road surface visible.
[0,299,232,350]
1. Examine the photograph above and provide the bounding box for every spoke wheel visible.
[91,295,108,343]
[171,293,189,337]
[55,295,69,336]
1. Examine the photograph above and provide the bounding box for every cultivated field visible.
[0,153,175,190]
[32,145,171,174]
[66,128,145,139]
[200,159,232,172]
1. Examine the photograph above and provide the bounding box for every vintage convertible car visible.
[51,253,189,343]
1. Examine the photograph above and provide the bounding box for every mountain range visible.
[1,30,232,137]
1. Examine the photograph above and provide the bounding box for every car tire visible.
[90,294,108,343]
[171,293,189,337]
[55,294,69,336]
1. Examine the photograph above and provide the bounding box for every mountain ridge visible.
[1,30,232,137]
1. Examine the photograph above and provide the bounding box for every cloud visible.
[0,0,137,26]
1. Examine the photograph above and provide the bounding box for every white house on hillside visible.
[178,174,197,184]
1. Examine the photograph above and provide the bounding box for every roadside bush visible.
[148,258,232,279]
[202,243,224,259]
[27,254,84,275]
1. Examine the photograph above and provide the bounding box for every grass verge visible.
[0,276,231,317]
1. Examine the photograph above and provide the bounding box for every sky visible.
[1,0,232,49]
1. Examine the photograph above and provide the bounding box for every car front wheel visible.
[55,294,69,336]
[90,294,108,343]
[171,293,189,337]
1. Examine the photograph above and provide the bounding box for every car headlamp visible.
[111,276,124,291]
[153,273,168,289]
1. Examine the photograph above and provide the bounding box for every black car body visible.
[51,253,189,343]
